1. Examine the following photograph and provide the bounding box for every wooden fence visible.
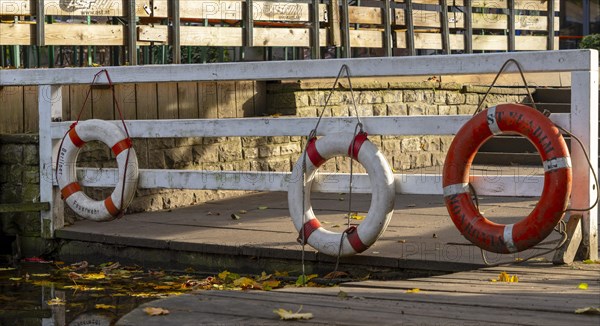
[0,81,264,133]
[0,0,559,66]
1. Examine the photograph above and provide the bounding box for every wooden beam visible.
[328,0,341,47]
[310,0,320,59]
[547,0,555,50]
[43,24,125,46]
[340,0,350,57]
[383,0,393,56]
[0,50,593,86]
[49,114,571,139]
[62,168,546,197]
[0,24,34,45]
[244,0,254,47]
[139,25,328,47]
[350,30,384,48]
[0,202,50,213]
[1,0,126,16]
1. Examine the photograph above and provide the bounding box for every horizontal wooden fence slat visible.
[139,25,328,47]
[49,114,571,139]
[61,168,545,197]
[45,24,125,46]
[395,0,559,11]
[142,0,327,21]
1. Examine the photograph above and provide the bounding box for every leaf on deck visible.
[143,307,170,316]
[273,306,313,320]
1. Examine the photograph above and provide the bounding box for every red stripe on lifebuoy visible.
[60,182,81,200]
[104,197,120,217]
[111,138,132,156]
[306,137,326,167]
[348,132,368,161]
[297,219,321,245]
[68,128,85,148]
[345,226,368,253]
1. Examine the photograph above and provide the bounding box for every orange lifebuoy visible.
[443,104,572,253]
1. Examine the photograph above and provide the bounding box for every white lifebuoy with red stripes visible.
[288,132,395,257]
[56,119,138,221]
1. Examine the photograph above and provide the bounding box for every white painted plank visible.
[570,62,599,260]
[50,114,571,139]
[38,85,64,238]
[59,168,545,197]
[0,50,594,86]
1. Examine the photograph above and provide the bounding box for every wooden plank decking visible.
[117,263,600,325]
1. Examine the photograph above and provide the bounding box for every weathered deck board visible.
[117,264,600,326]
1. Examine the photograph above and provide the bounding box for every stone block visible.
[219,144,243,162]
[393,155,411,171]
[267,136,289,144]
[457,105,478,115]
[407,103,437,115]
[297,107,318,117]
[266,158,290,172]
[23,168,40,184]
[280,143,301,156]
[383,91,401,103]
[0,144,23,164]
[241,137,260,147]
[420,136,440,152]
[438,105,458,115]
[387,103,408,116]
[373,104,387,116]
[194,145,219,164]
[465,93,480,105]
[147,150,167,169]
[259,145,281,158]
[382,139,401,154]
[175,138,204,147]
[410,153,433,169]
[148,138,175,150]
[23,145,39,165]
[401,137,421,152]
[164,147,193,168]
[243,147,259,160]
[440,136,454,152]
[446,92,466,105]
[403,90,422,102]
[432,153,447,166]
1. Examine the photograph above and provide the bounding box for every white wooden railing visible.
[0,49,597,260]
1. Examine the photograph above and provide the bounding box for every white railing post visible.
[570,50,599,260]
[38,85,64,238]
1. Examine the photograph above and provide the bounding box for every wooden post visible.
[507,0,515,52]
[329,0,341,47]
[571,51,599,260]
[170,0,181,64]
[405,0,415,56]
[36,0,45,47]
[383,0,392,57]
[244,0,254,47]
[127,0,137,65]
[440,0,450,54]
[340,0,350,58]
[38,85,64,239]
[310,0,320,59]
[553,214,583,265]
[547,0,555,50]
[464,0,472,53]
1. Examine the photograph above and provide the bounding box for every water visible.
[0,261,198,326]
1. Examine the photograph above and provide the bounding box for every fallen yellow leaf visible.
[273,307,313,320]
[496,271,518,283]
[583,259,600,264]
[143,307,170,316]
[575,307,600,315]
[578,283,589,290]
[348,213,366,220]
[9,277,22,281]
[258,206,268,210]
[95,304,116,310]
[405,288,420,293]
[31,273,51,277]
[82,273,105,280]
[0,267,16,271]
[47,297,66,306]
[233,277,257,288]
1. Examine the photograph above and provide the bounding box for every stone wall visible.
[266,80,531,173]
[0,134,41,237]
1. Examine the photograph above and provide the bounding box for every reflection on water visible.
[0,261,191,326]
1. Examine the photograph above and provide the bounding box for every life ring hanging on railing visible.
[56,119,139,221]
[288,132,396,257]
[443,103,572,254]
